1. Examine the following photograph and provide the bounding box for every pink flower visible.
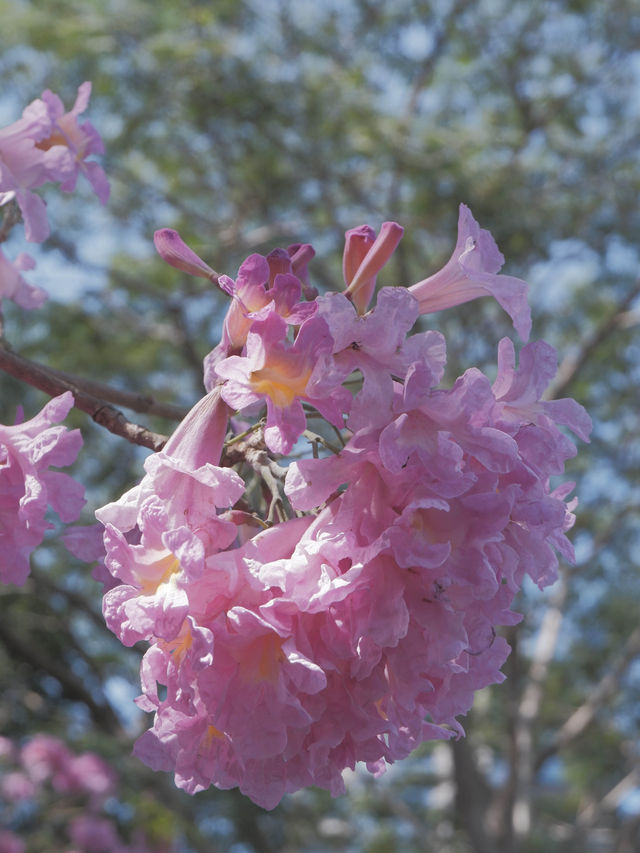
[1,771,37,801]
[0,249,47,309]
[215,311,350,454]
[96,388,242,536]
[316,286,445,430]
[492,337,592,447]
[96,389,245,645]
[35,83,109,204]
[20,734,74,785]
[19,737,115,799]
[409,204,531,341]
[0,392,84,586]
[107,212,589,810]
[0,82,108,242]
[0,97,69,242]
[65,752,117,798]
[202,247,317,388]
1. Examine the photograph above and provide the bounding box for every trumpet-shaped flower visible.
[409,204,531,340]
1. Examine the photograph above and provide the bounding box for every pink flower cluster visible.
[0,82,109,308]
[0,734,177,853]
[97,206,590,809]
[0,392,84,586]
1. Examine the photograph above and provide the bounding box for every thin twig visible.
[303,429,342,456]
[224,419,265,448]
[544,279,640,400]
[535,626,640,771]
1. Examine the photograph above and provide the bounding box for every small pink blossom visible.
[0,392,84,586]
[36,82,109,204]
[0,248,47,309]
[69,815,122,853]
[20,734,74,785]
[216,311,350,454]
[316,286,445,430]
[1,771,37,801]
[203,248,317,387]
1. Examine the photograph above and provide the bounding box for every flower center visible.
[250,356,312,408]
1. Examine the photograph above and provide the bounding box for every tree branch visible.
[0,346,169,451]
[45,365,188,421]
[451,736,494,853]
[544,279,640,401]
[577,765,640,829]
[535,625,640,771]
[0,613,121,736]
[509,572,570,839]
[0,198,21,244]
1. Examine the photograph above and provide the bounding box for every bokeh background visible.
[1,0,639,850]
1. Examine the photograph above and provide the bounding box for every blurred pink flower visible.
[0,392,84,585]
[69,815,123,853]
[0,249,47,309]
[0,831,25,853]
[0,771,37,801]
[0,82,109,242]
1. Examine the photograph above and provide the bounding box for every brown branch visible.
[0,199,21,244]
[223,427,289,523]
[451,737,494,853]
[45,365,188,421]
[0,346,168,451]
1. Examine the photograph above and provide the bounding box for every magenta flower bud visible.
[342,224,375,287]
[153,228,219,282]
[344,221,404,312]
